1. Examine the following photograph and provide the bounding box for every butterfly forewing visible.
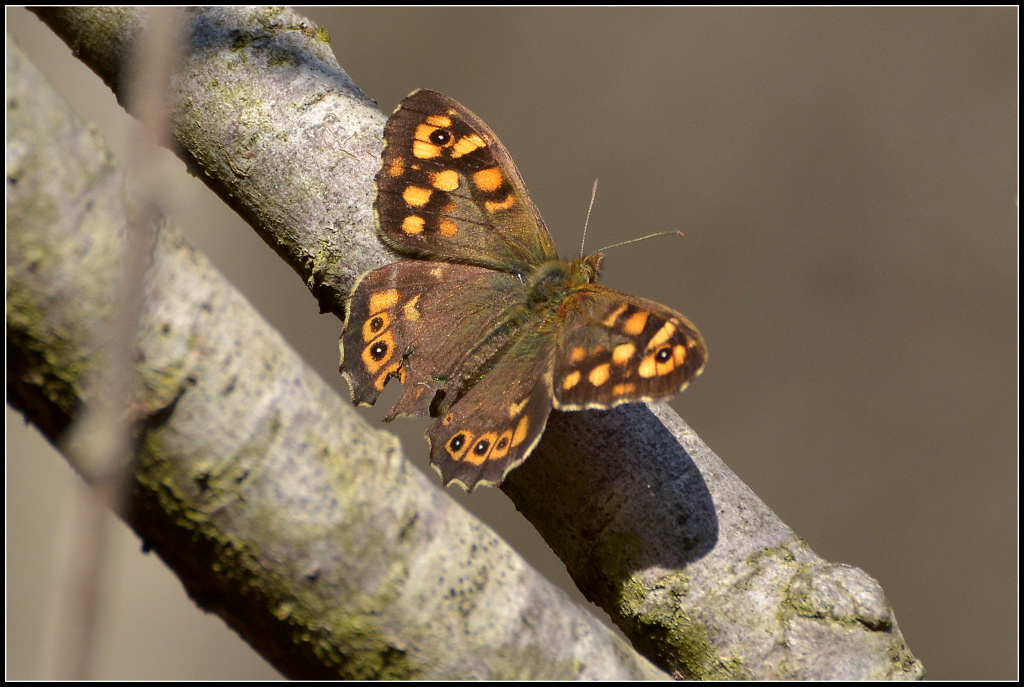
[552,286,707,411]
[375,90,557,274]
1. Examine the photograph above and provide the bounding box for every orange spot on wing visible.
[369,290,399,314]
[466,432,498,465]
[439,219,458,237]
[403,185,432,207]
[386,158,405,177]
[446,430,472,460]
[638,344,686,379]
[508,398,528,418]
[648,321,677,348]
[490,430,513,459]
[402,215,425,234]
[373,359,402,390]
[511,416,530,447]
[485,193,516,212]
[425,114,452,128]
[602,304,629,327]
[362,312,390,341]
[562,371,581,391]
[473,167,504,193]
[431,169,459,191]
[452,133,485,158]
[412,139,441,159]
[403,295,421,321]
[623,311,649,336]
[612,343,636,365]
[588,364,611,387]
[363,332,396,375]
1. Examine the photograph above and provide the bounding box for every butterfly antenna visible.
[596,231,685,253]
[580,179,599,258]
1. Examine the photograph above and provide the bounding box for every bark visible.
[10,6,923,679]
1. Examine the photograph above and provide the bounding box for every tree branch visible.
[12,6,923,679]
[7,35,665,680]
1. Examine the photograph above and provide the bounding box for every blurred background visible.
[7,7,1016,680]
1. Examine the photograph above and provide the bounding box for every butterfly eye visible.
[429,128,451,146]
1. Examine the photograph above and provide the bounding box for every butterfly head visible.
[579,252,603,283]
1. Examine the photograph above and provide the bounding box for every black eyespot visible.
[473,439,490,455]
[429,129,451,145]
[370,341,389,361]
[369,316,385,333]
[450,434,466,451]
[496,437,509,450]
[656,346,672,362]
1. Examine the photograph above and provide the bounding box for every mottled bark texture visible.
[11,7,923,679]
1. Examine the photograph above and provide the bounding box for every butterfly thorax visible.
[525,253,603,310]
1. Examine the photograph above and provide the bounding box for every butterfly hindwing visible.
[426,327,557,490]
[341,260,527,417]
[375,90,558,274]
[552,285,707,411]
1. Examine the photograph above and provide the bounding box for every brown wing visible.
[340,260,527,418]
[552,285,707,411]
[426,326,557,491]
[375,89,558,274]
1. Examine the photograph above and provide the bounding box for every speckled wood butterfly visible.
[340,90,706,491]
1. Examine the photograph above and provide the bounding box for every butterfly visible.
[340,90,707,491]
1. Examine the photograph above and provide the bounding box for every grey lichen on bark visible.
[11,6,924,680]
